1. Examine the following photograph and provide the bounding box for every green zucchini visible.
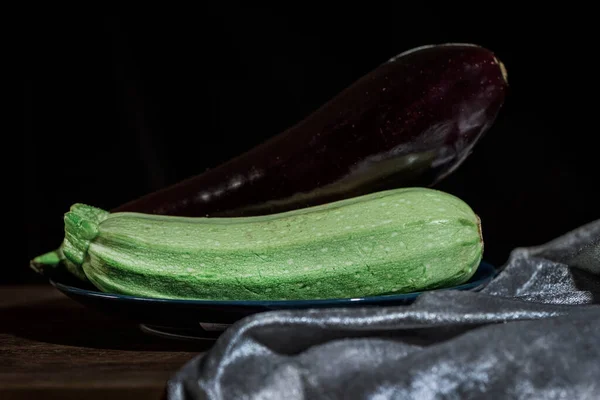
[32,187,483,300]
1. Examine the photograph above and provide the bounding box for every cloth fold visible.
[167,219,600,400]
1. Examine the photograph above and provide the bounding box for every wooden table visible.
[0,285,212,399]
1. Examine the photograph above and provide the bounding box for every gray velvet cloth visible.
[166,219,600,400]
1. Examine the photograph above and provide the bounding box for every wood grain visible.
[0,285,212,399]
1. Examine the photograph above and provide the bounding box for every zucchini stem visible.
[30,248,64,276]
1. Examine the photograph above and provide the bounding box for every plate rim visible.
[49,261,497,307]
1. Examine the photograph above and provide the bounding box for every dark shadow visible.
[0,295,214,352]
[571,268,600,304]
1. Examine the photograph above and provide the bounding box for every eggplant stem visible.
[494,57,508,84]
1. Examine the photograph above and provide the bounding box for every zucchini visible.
[33,187,483,300]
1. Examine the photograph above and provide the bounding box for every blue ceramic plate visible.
[48,261,496,340]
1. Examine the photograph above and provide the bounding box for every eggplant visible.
[114,43,508,217]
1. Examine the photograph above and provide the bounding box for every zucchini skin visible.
[64,188,483,301]
[114,43,507,218]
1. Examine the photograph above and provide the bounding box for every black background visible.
[21,8,599,284]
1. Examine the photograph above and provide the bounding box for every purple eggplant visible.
[114,43,508,217]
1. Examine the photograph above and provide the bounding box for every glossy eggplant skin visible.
[114,43,508,217]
